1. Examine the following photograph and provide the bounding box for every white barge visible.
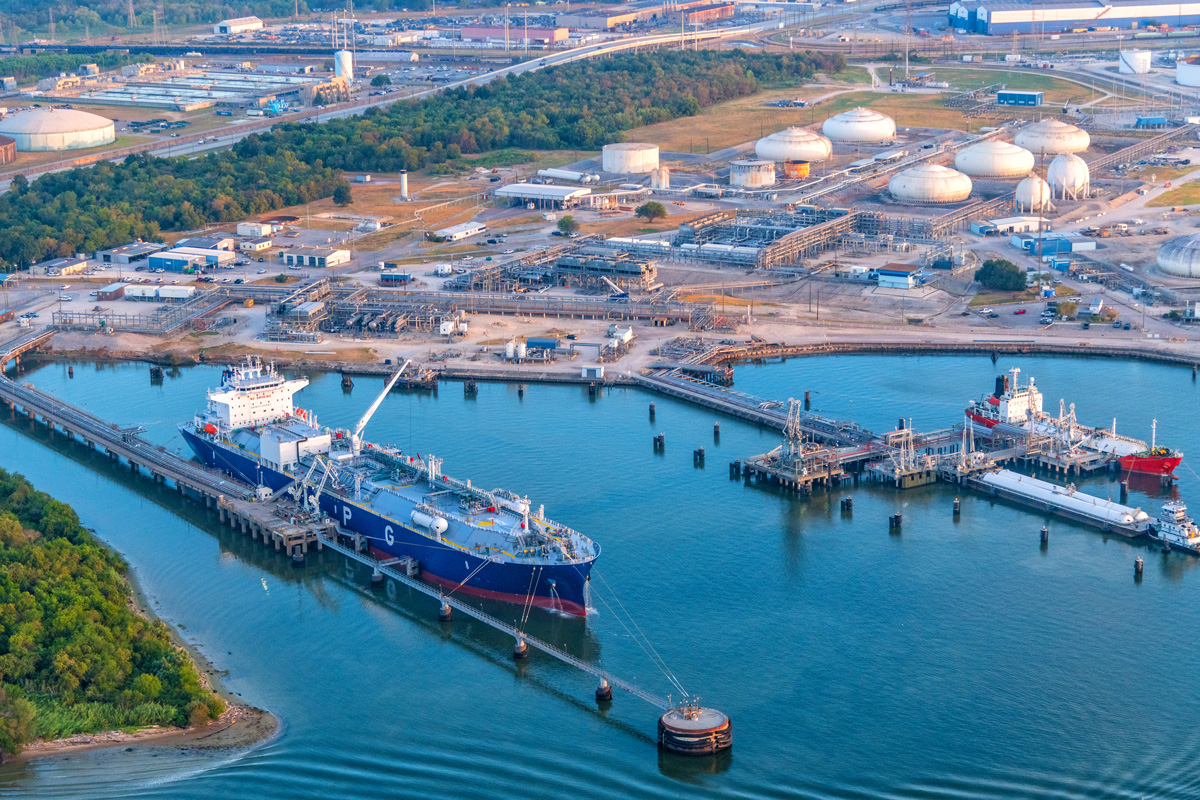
[969,468,1152,536]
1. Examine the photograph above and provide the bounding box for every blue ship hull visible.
[181,427,592,615]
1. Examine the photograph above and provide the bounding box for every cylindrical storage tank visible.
[505,341,516,359]
[1047,153,1090,200]
[650,166,671,189]
[334,49,354,80]
[1015,175,1053,211]
[399,170,409,200]
[754,127,832,162]
[516,340,527,359]
[729,159,777,188]
[954,140,1035,178]
[822,107,896,143]
[410,510,449,537]
[0,108,115,151]
[888,164,972,204]
[1014,119,1090,155]
[1119,49,1152,74]
[602,143,659,174]
[1177,55,1200,86]
[1157,233,1200,277]
[782,160,810,178]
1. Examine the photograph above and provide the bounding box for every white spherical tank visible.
[1177,56,1200,86]
[602,142,659,174]
[954,140,1035,178]
[730,159,777,188]
[888,164,972,204]
[1158,233,1200,277]
[755,127,832,162]
[821,107,896,143]
[1119,49,1152,74]
[1015,175,1053,211]
[0,107,115,151]
[334,49,354,80]
[1047,153,1090,200]
[1014,119,1090,155]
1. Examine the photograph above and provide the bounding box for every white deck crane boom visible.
[351,360,411,456]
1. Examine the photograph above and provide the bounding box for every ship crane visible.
[351,360,411,457]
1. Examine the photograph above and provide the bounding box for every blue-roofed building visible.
[949,0,1200,35]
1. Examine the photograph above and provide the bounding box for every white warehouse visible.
[214,16,263,34]
[432,222,487,242]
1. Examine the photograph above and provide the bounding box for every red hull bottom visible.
[1119,455,1182,477]
[368,546,588,616]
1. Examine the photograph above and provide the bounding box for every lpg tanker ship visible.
[966,368,1182,477]
[181,358,598,615]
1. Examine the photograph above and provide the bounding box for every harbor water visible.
[1,355,1199,800]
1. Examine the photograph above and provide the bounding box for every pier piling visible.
[438,601,453,622]
[513,638,529,660]
[1040,526,1049,545]
[596,679,613,703]
[953,498,961,516]
[649,402,655,419]
[1135,556,1144,577]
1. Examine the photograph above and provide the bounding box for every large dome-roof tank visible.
[1013,119,1090,155]
[954,140,1035,178]
[755,127,832,162]
[1157,234,1200,277]
[822,107,896,143]
[0,108,115,151]
[888,164,972,204]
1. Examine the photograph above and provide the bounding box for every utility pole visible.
[48,9,55,42]
[127,0,136,29]
[904,0,912,81]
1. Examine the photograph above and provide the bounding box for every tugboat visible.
[1153,500,1200,556]
[1118,421,1183,478]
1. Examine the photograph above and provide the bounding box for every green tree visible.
[0,689,35,757]
[635,202,667,223]
[974,258,1027,292]
[556,216,579,235]
[1058,300,1078,318]
[370,74,392,87]
[332,181,353,207]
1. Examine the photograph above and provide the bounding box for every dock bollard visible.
[371,567,383,585]
[1040,526,1049,545]
[1135,557,1144,576]
[513,638,529,660]
[438,601,453,622]
[953,498,961,516]
[596,679,613,703]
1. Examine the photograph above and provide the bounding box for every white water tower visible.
[335,50,354,81]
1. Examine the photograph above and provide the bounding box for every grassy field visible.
[1147,183,1200,206]
[935,67,1103,104]
[8,134,150,170]
[826,66,872,85]
[969,285,1077,306]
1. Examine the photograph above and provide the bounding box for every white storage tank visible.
[602,142,659,174]
[505,341,516,359]
[1119,49,1152,74]
[1047,153,1090,200]
[516,340,527,359]
[334,49,354,80]
[1014,119,1090,155]
[888,164,972,204]
[754,127,832,163]
[1015,175,1053,212]
[1157,233,1200,277]
[954,140,1035,178]
[729,159,777,188]
[821,107,896,144]
[0,107,115,151]
[1177,55,1200,86]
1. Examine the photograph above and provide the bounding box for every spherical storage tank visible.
[1047,153,1090,200]
[822,107,896,144]
[1177,55,1200,87]
[1013,119,1090,156]
[1119,49,1152,74]
[730,159,777,188]
[602,143,659,174]
[954,140,1035,178]
[1157,233,1200,277]
[0,108,115,152]
[888,164,972,204]
[1015,175,1052,212]
[755,127,832,163]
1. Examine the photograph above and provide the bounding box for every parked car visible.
[257,269,267,274]
[1124,322,1132,330]
[1014,308,1027,315]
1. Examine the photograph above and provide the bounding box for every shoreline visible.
[9,544,280,765]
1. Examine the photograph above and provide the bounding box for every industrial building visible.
[178,235,236,251]
[877,264,923,289]
[552,253,659,290]
[237,222,273,237]
[459,26,569,45]
[281,247,350,268]
[0,135,15,165]
[96,242,167,265]
[997,90,1042,106]
[96,282,128,301]
[669,3,736,24]
[125,285,196,303]
[65,69,349,112]
[432,222,488,242]
[169,246,235,266]
[0,108,115,151]
[494,184,593,209]
[240,238,274,253]
[214,16,264,35]
[947,0,1200,34]
[29,256,88,276]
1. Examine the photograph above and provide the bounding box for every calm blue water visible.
[1,355,1198,800]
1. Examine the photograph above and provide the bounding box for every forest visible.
[0,50,840,268]
[0,468,224,756]
[2,1,304,34]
